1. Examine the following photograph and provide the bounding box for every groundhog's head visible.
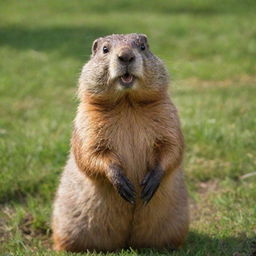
[79,33,169,99]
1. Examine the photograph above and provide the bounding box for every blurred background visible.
[0,1,255,255]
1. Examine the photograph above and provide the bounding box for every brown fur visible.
[52,33,189,252]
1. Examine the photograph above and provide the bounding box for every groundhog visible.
[52,33,189,253]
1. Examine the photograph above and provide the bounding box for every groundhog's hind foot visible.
[52,234,66,251]
[52,233,80,253]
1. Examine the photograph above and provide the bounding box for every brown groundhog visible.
[52,33,189,253]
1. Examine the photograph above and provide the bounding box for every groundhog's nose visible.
[118,49,135,64]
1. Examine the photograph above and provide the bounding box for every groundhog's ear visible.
[140,34,148,43]
[92,39,99,55]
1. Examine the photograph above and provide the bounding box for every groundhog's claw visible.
[116,176,136,204]
[141,167,164,204]
[109,165,136,204]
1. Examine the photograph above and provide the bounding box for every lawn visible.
[0,0,256,255]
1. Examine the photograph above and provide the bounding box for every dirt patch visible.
[197,180,219,194]
[19,213,52,249]
[0,206,15,246]
[189,180,220,222]
[0,206,52,252]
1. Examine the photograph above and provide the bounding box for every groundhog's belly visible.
[75,168,184,250]
[112,131,155,186]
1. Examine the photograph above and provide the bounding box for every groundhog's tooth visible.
[121,74,133,83]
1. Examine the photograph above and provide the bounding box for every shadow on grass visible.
[0,25,111,60]
[177,231,256,256]
[119,232,255,256]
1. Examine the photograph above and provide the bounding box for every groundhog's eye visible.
[103,46,109,54]
[140,44,146,51]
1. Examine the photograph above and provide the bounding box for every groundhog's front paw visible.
[109,165,136,204]
[141,166,164,204]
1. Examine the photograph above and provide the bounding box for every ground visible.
[0,0,256,255]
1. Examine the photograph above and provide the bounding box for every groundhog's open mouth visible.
[119,73,135,88]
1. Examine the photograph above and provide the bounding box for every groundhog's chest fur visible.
[77,98,169,185]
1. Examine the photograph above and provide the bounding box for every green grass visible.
[0,0,256,255]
